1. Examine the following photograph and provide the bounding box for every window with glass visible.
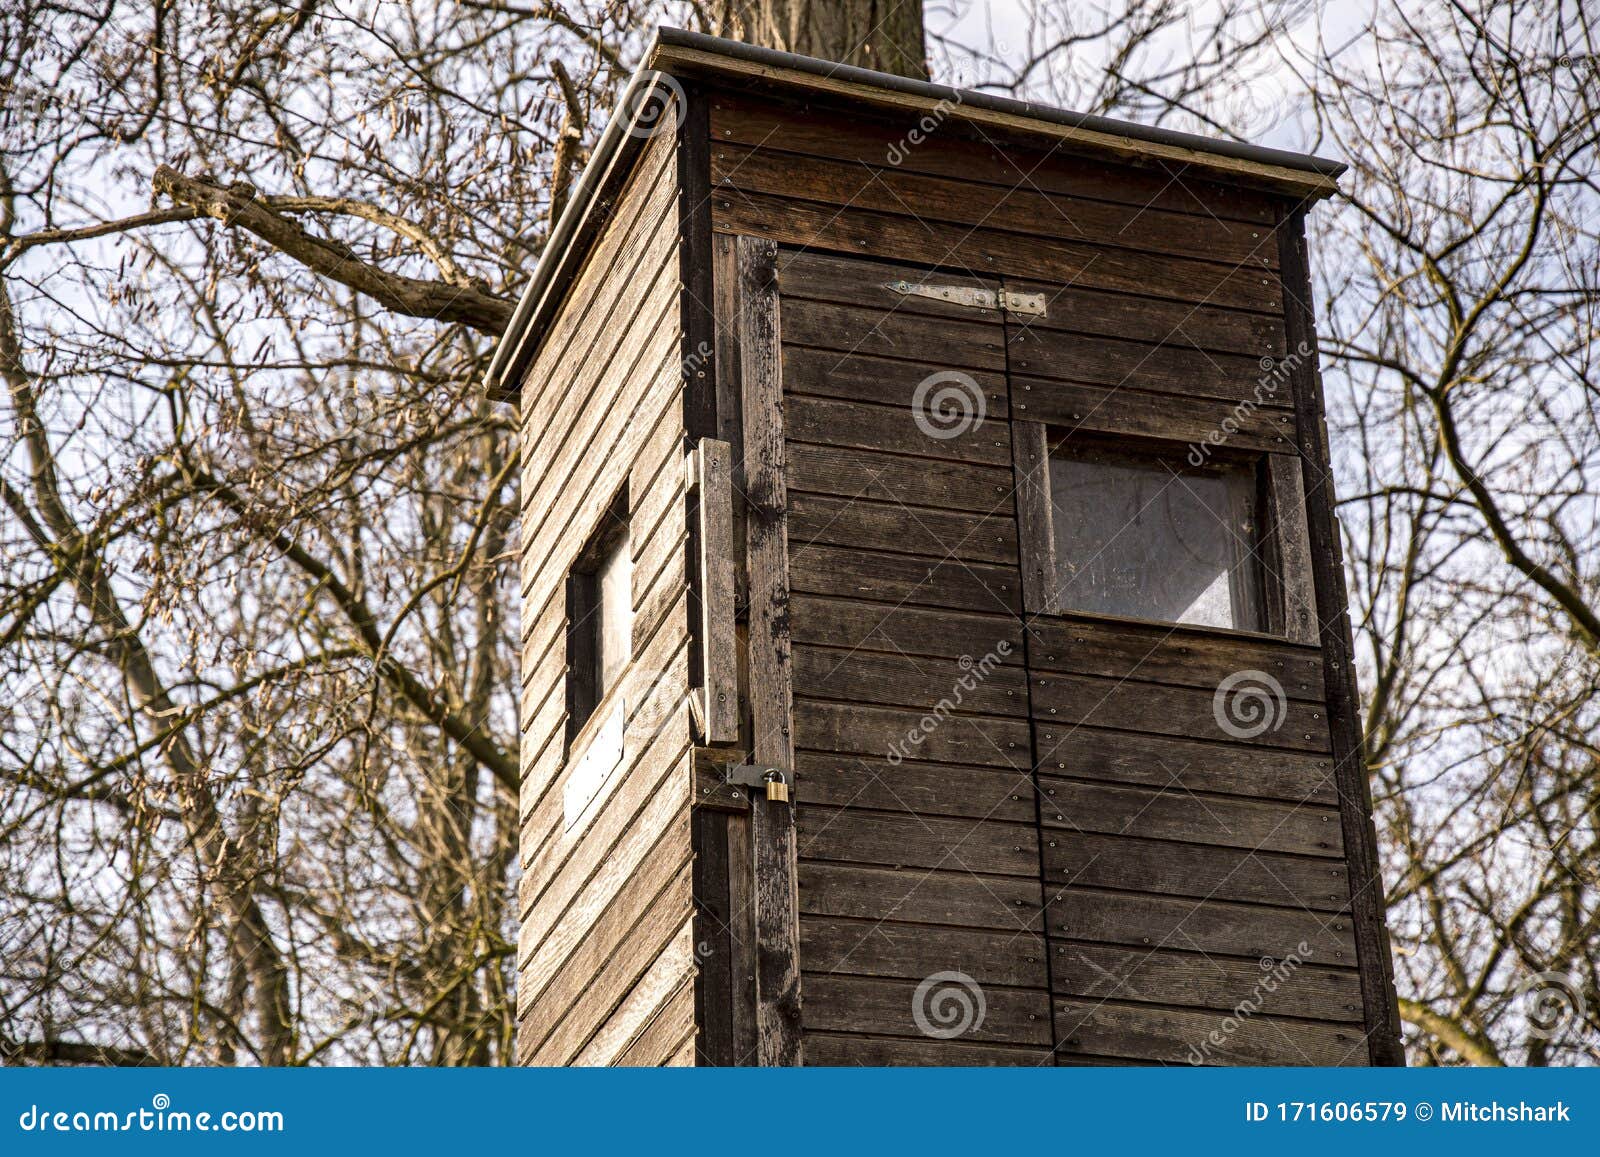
[565,490,632,743]
[1047,440,1265,632]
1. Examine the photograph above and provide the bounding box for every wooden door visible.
[772,245,1371,1066]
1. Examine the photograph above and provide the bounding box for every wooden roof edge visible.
[648,29,1345,197]
[488,28,1344,399]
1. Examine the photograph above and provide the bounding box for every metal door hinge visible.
[886,280,1046,317]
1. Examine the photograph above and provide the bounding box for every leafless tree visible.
[3,0,1593,1066]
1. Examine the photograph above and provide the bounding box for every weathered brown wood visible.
[707,96,1284,222]
[572,920,696,1065]
[1043,832,1351,912]
[800,862,1043,932]
[529,859,695,1065]
[715,141,1280,268]
[736,234,804,1067]
[1026,615,1326,700]
[790,492,1018,566]
[518,751,693,1012]
[713,192,1284,313]
[1009,327,1292,409]
[789,542,1020,614]
[799,805,1040,876]
[518,830,692,1047]
[803,1032,1052,1066]
[726,809,758,1064]
[677,81,718,440]
[1037,728,1338,806]
[693,748,750,812]
[691,807,734,1066]
[1055,944,1364,1023]
[778,250,1004,320]
[1004,277,1286,358]
[517,135,677,424]
[782,346,1010,421]
[782,296,1007,368]
[793,751,1035,823]
[691,438,739,742]
[801,916,1048,988]
[518,621,690,898]
[793,645,1027,718]
[789,596,1021,661]
[1267,453,1319,645]
[519,322,681,608]
[787,443,1015,513]
[786,394,1011,467]
[617,983,697,1067]
[1053,1000,1367,1066]
[795,700,1030,768]
[1010,420,1055,615]
[1019,378,1296,455]
[802,974,1052,1045]
[1038,779,1344,858]
[1279,207,1406,1066]
[1046,888,1358,963]
[1033,673,1333,753]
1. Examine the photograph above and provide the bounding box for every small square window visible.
[566,490,632,742]
[1048,442,1263,631]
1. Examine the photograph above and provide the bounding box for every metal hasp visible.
[721,763,793,803]
[886,279,1047,317]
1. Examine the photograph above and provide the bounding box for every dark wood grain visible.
[1046,888,1358,963]
[789,492,1018,566]
[1037,779,1345,858]
[1278,208,1406,1066]
[1026,615,1326,699]
[1054,943,1364,1023]
[708,97,1280,225]
[736,234,804,1066]
[801,916,1048,988]
[789,541,1020,614]
[1054,1000,1367,1066]
[1043,832,1351,912]
[798,805,1041,877]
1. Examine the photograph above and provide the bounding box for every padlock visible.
[764,773,789,804]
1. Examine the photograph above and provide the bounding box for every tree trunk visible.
[714,0,928,80]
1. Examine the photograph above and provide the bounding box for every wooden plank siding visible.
[703,88,1378,1066]
[514,130,698,1067]
[765,247,1049,1064]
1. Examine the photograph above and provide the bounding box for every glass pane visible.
[596,529,633,696]
[1049,450,1261,630]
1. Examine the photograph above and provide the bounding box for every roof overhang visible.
[488,27,1345,398]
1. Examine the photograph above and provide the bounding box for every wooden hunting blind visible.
[490,28,1404,1067]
